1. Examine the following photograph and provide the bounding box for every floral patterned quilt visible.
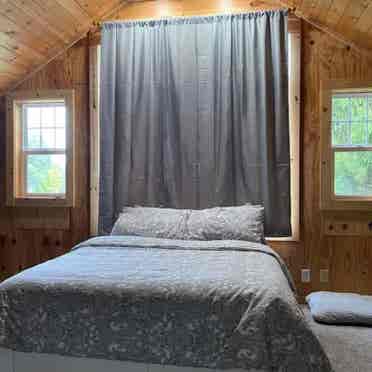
[0,236,332,371]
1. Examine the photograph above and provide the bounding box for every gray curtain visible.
[99,10,290,236]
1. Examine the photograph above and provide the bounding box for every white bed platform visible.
[0,348,244,372]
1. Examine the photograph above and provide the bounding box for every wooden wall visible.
[0,39,90,281]
[0,0,372,299]
[299,21,372,297]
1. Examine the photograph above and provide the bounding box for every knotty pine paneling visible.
[0,39,90,282]
[279,0,372,53]
[0,0,125,94]
[300,21,372,296]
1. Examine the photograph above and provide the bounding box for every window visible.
[321,81,372,210]
[89,17,302,239]
[6,90,75,207]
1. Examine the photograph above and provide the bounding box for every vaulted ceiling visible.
[1,0,372,95]
[279,0,372,54]
[0,0,128,94]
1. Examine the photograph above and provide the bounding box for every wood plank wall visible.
[299,21,372,297]
[0,0,371,299]
[0,39,90,282]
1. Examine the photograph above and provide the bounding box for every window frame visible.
[320,80,372,210]
[6,89,75,207]
[267,15,301,242]
[89,16,302,240]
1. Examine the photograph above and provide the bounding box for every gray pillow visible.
[186,204,264,243]
[111,204,264,243]
[111,207,188,239]
[306,291,372,326]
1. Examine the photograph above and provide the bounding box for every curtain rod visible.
[94,8,290,29]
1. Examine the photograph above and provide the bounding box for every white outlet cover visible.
[320,269,329,283]
[301,269,311,283]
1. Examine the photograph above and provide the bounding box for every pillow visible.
[111,204,265,243]
[306,291,372,326]
[111,207,188,239]
[186,204,264,243]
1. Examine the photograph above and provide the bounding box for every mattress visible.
[0,236,332,371]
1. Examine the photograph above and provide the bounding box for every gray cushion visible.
[306,291,372,326]
[186,204,264,243]
[111,204,265,243]
[111,207,188,240]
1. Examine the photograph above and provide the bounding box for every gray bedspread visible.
[0,236,332,371]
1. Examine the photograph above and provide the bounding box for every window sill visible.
[266,236,300,243]
[320,198,372,211]
[8,197,73,208]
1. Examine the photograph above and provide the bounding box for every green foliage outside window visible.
[332,95,372,196]
[27,155,66,194]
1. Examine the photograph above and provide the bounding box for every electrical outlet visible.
[301,269,311,283]
[320,269,329,283]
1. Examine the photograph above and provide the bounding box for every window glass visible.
[334,151,372,197]
[26,154,66,194]
[27,107,41,127]
[41,107,54,127]
[24,103,66,150]
[332,93,372,198]
[332,94,372,147]
[23,102,66,196]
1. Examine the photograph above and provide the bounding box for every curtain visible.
[99,10,290,236]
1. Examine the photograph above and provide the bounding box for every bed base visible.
[0,348,245,372]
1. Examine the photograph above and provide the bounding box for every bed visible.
[0,235,332,371]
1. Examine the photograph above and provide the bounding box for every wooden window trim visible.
[320,80,372,211]
[6,89,75,208]
[89,45,101,235]
[268,15,301,242]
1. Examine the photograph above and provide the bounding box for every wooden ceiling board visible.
[333,0,372,50]
[2,0,372,94]
[0,59,23,73]
[299,0,318,15]
[0,13,51,56]
[74,0,110,17]
[31,0,88,36]
[0,31,46,64]
[312,0,348,27]
[334,0,368,33]
[74,0,123,19]
[54,0,92,23]
[354,1,372,33]
[316,0,333,24]
[277,0,372,56]
[0,5,66,52]
[0,46,32,71]
[0,0,130,94]
[9,0,76,44]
